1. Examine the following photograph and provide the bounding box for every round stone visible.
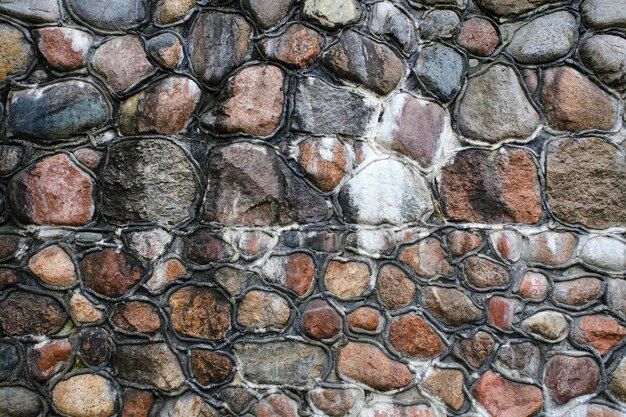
[544,355,601,405]
[457,18,498,56]
[301,299,342,340]
[52,374,117,417]
[66,0,148,32]
[324,260,371,299]
[81,249,145,298]
[28,245,76,287]
[376,264,416,309]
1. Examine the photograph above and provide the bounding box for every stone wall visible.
[0,0,625,416]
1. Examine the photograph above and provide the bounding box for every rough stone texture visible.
[526,231,576,266]
[553,277,603,306]
[471,371,543,417]
[28,339,71,381]
[111,301,161,334]
[261,253,315,296]
[255,393,299,417]
[244,0,294,28]
[477,0,562,16]
[389,314,446,359]
[580,34,626,95]
[462,256,510,289]
[573,315,626,355]
[0,0,61,23]
[310,388,361,416]
[370,2,418,54]
[422,368,465,411]
[337,342,412,390]
[454,331,495,370]
[190,350,233,385]
[81,249,145,298]
[324,259,370,299]
[168,286,231,340]
[348,307,382,332]
[422,286,482,327]
[420,10,460,40]
[415,43,465,102]
[52,374,116,417]
[376,264,416,309]
[302,0,362,29]
[298,137,347,191]
[28,245,77,287]
[154,0,195,25]
[521,311,569,342]
[0,23,35,86]
[457,18,499,56]
[494,342,541,379]
[121,389,153,417]
[611,356,626,402]
[260,24,324,68]
[147,33,184,70]
[302,299,342,340]
[581,0,626,29]
[67,0,148,32]
[35,27,92,72]
[544,355,601,405]
[399,238,453,278]
[0,291,67,336]
[237,290,290,330]
[0,387,43,417]
[114,343,185,391]
[580,236,626,273]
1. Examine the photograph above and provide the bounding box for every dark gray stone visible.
[0,145,23,176]
[580,34,626,95]
[494,342,542,379]
[420,9,460,40]
[242,0,295,28]
[114,343,186,391]
[66,0,149,32]
[370,2,418,54]
[415,43,465,102]
[0,342,19,380]
[0,387,43,417]
[0,0,61,23]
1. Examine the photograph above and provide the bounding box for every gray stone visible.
[7,79,111,140]
[114,343,186,391]
[0,387,43,417]
[291,76,380,137]
[457,64,539,143]
[477,0,563,16]
[0,145,24,176]
[243,0,295,28]
[370,2,418,54]
[410,0,464,6]
[507,11,577,64]
[494,342,542,379]
[521,311,569,342]
[235,340,328,387]
[0,23,35,87]
[608,279,626,319]
[338,159,433,225]
[0,342,20,380]
[580,34,626,95]
[581,0,626,30]
[420,9,461,40]
[158,393,218,417]
[0,0,61,23]
[302,0,362,30]
[189,12,253,87]
[415,43,465,102]
[580,236,626,273]
[101,139,200,225]
[66,0,149,32]
[422,286,483,327]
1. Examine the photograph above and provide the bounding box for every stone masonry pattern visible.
[0,0,625,416]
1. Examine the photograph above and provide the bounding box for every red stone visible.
[309,388,360,416]
[34,27,92,71]
[186,230,233,265]
[390,314,446,359]
[111,301,161,334]
[457,18,499,56]
[168,286,231,340]
[254,393,298,417]
[471,371,543,417]
[190,350,233,385]
[81,249,145,298]
[28,339,71,381]
[259,24,324,68]
[487,296,517,330]
[347,307,382,332]
[447,230,482,257]
[301,299,342,340]
[399,238,453,278]
[573,315,626,355]
[121,389,153,417]
[298,137,347,192]
[544,355,601,405]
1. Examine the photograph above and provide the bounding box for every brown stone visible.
[526,231,576,266]
[399,238,453,278]
[260,24,323,68]
[7,154,95,226]
[81,249,145,298]
[453,331,495,369]
[573,315,626,355]
[201,64,285,137]
[487,296,518,330]
[146,33,183,70]
[309,388,361,416]
[347,307,382,332]
[422,368,465,411]
[447,230,482,257]
[52,374,117,417]
[302,299,341,340]
[553,278,604,307]
[457,18,499,56]
[518,272,549,301]
[0,291,66,336]
[69,292,103,324]
[34,27,92,71]
[75,327,112,366]
[0,235,21,260]
[422,286,482,327]
[186,230,233,265]
[111,301,161,334]
[541,66,618,132]
[376,264,416,309]
[255,393,298,417]
[262,252,316,296]
[28,339,71,381]
[168,286,231,340]
[440,147,541,224]
[145,258,187,294]
[462,256,510,289]
[28,245,76,287]
[121,389,153,417]
[236,290,290,330]
[545,355,601,405]
[324,260,371,299]
[114,343,185,392]
[490,230,523,262]
[0,23,35,85]
[190,350,233,385]
[73,148,102,169]
[154,0,195,25]
[0,268,18,289]
[219,387,254,415]
[337,342,412,391]
[390,314,446,359]
[471,371,542,417]
[298,137,347,192]
[611,356,626,402]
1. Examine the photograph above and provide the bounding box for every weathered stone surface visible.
[541,66,618,132]
[75,327,112,366]
[112,301,161,334]
[52,374,116,417]
[0,342,20,380]
[158,393,218,417]
[490,230,523,262]
[399,238,453,278]
[0,291,66,336]
[237,290,290,330]
[422,368,465,410]
[581,0,626,29]
[154,0,195,25]
[608,279,626,319]
[457,18,498,56]
[376,264,415,309]
[235,341,328,386]
[262,253,315,296]
[580,236,626,272]
[545,355,601,405]
[580,34,626,95]
[147,33,184,70]
[168,286,231,340]
[302,0,362,29]
[487,296,518,330]
[190,350,233,385]
[519,272,549,301]
[494,342,541,379]
[114,343,185,391]
[453,331,495,369]
[338,342,412,390]
[28,245,76,287]
[189,12,253,86]
[574,315,626,355]
[28,339,71,381]
[477,0,562,16]
[526,231,576,266]
[360,404,434,417]
[7,80,110,140]
[67,0,148,32]
[310,388,362,416]
[0,387,43,417]
[422,286,482,327]
[125,228,172,261]
[291,76,380,137]
[35,27,92,71]
[255,393,299,417]
[545,137,626,229]
[0,145,24,176]
[101,139,200,225]
[462,256,509,289]
[521,311,569,342]
[298,137,347,192]
[243,0,295,28]
[471,371,543,417]
[69,292,103,324]
[0,23,34,86]
[370,2,418,54]
[121,389,153,417]
[553,278,603,307]
[0,0,60,23]
[186,230,233,264]
[390,314,446,359]
[81,249,145,298]
[201,64,285,136]
[447,231,482,256]
[347,307,382,332]
[610,356,626,402]
[420,9,460,40]
[260,24,323,68]
[302,299,341,340]
[415,43,464,102]
[324,260,370,299]
[339,159,433,225]
[458,64,539,142]
[145,258,186,294]
[73,148,102,169]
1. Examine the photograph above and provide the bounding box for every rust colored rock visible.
[457,18,499,56]
[145,258,187,294]
[544,355,601,405]
[519,272,549,301]
[28,245,76,288]
[298,137,348,192]
[347,307,382,332]
[302,299,342,340]
[399,238,453,278]
[7,154,96,226]
[376,264,416,309]
[34,27,92,71]
[81,249,145,298]
[237,290,291,330]
[168,286,231,340]
[73,148,102,169]
[338,342,412,391]
[573,315,626,355]
[463,256,510,289]
[255,393,299,417]
[541,66,618,132]
[201,64,285,137]
[262,252,316,296]
[309,388,361,416]
[471,371,543,417]
[186,230,233,265]
[447,230,482,257]
[422,286,482,327]
[390,314,446,359]
[440,147,541,224]
[121,389,153,417]
[0,291,66,336]
[324,260,371,299]
[487,296,517,330]
[111,301,161,334]
[526,231,576,266]
[190,350,233,385]
[422,368,465,411]
[28,339,71,381]
[453,331,495,369]
[490,230,523,262]
[146,33,184,70]
[553,277,604,307]
[260,24,324,68]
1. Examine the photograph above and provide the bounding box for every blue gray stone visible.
[415,43,465,102]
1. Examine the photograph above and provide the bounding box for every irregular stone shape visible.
[477,0,562,16]
[125,228,172,261]
[338,342,412,390]
[323,30,404,95]
[28,245,76,287]
[611,356,626,402]
[145,258,187,294]
[440,147,541,224]
[291,76,380,137]
[370,2,418,54]
[422,368,465,411]
[213,267,257,297]
[202,143,330,225]
[457,18,498,56]
[158,393,218,417]
[260,24,323,69]
[101,139,199,225]
[186,231,233,264]
[310,388,362,416]
[28,339,71,381]
[545,355,601,405]
[360,404,434,417]
[375,93,448,167]
[81,249,145,298]
[168,286,231,340]
[376,264,416,309]
[570,404,623,417]
[608,279,626,319]
[66,0,148,32]
[580,34,626,95]
[302,0,362,29]
[347,307,382,332]
[458,64,539,142]
[339,159,433,225]
[0,387,43,417]
[154,0,195,25]
[0,342,20,380]
[581,0,626,29]
[487,296,518,330]
[521,311,569,342]
[420,9,460,40]
[0,268,18,290]
[243,0,295,28]
[422,286,482,327]
[237,290,290,330]
[262,253,316,296]
[302,299,342,340]
[75,327,112,366]
[415,43,464,102]
[0,0,60,23]
[112,301,161,334]
[453,331,495,369]
[147,33,184,70]
[201,64,285,136]
[494,342,541,379]
[399,238,453,278]
[92,36,155,93]
[463,256,509,289]
[114,343,185,391]
[447,231,482,257]
[324,260,370,299]
[0,145,24,176]
[235,341,328,387]
[0,291,66,336]
[507,11,576,64]
[34,27,92,71]
[218,388,254,415]
[121,389,153,417]
[0,234,21,260]
[119,76,201,135]
[526,231,576,266]
[298,137,347,191]
[471,371,543,417]
[541,66,618,132]
[0,23,34,86]
[190,350,233,385]
[490,230,523,262]
[553,278,603,307]
[73,148,102,169]
[189,12,253,86]
[580,236,626,273]
[390,314,446,359]
[574,315,626,355]
[52,374,116,417]
[255,393,299,417]
[519,272,549,301]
